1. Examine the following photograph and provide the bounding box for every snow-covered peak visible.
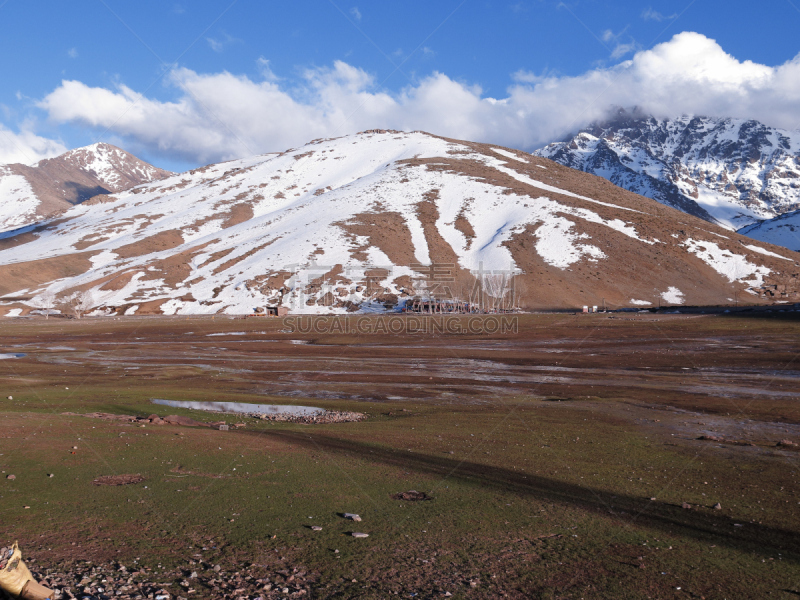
[39,142,172,192]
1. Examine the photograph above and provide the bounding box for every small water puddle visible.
[152,398,323,416]
[0,353,26,359]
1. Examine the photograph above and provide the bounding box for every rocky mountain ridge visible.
[533,112,800,231]
[0,143,171,232]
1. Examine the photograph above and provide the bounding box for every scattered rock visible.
[6,474,15,480]
[7,396,12,400]
[778,439,797,447]
[351,532,369,538]
[310,526,323,531]
[681,502,692,509]
[713,502,722,510]
[252,410,366,424]
[343,513,361,522]
[697,435,724,442]
[391,490,431,502]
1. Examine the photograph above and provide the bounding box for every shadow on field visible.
[240,429,800,561]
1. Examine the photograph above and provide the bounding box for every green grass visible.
[1,314,799,597]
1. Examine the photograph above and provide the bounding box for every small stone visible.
[6,474,15,480]
[681,502,691,509]
[778,439,797,447]
[48,473,54,478]
[72,446,78,450]
[311,526,322,531]
[343,513,361,522]
[6,396,12,400]
[213,565,221,572]
[650,497,656,501]
[351,532,369,538]
[713,502,722,510]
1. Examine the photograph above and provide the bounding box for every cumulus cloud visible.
[0,125,66,165]
[38,32,800,165]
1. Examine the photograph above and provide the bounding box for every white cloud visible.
[350,6,361,21]
[0,125,66,165]
[206,38,223,53]
[67,48,78,59]
[206,32,241,53]
[256,57,280,81]
[600,28,638,59]
[38,32,800,165]
[610,40,638,59]
[641,7,678,21]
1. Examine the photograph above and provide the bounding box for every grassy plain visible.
[0,312,799,598]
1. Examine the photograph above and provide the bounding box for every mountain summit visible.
[533,112,800,231]
[0,142,171,232]
[0,130,798,316]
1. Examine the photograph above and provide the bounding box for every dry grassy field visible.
[1,311,799,598]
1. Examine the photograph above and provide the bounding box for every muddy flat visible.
[0,311,798,598]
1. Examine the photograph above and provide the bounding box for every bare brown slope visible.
[401,135,800,308]
[0,252,97,296]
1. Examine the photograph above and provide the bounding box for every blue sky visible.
[2,0,800,170]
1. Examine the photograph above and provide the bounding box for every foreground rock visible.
[26,559,315,599]
[62,410,366,427]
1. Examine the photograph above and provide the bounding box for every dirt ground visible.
[0,311,798,598]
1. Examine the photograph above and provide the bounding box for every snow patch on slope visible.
[741,244,794,262]
[0,169,38,232]
[661,287,684,304]
[683,238,771,286]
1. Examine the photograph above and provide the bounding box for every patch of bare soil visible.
[0,251,97,296]
[114,230,185,259]
[335,209,417,265]
[92,474,145,486]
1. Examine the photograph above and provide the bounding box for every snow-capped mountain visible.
[0,143,171,232]
[1,130,798,316]
[533,111,800,231]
